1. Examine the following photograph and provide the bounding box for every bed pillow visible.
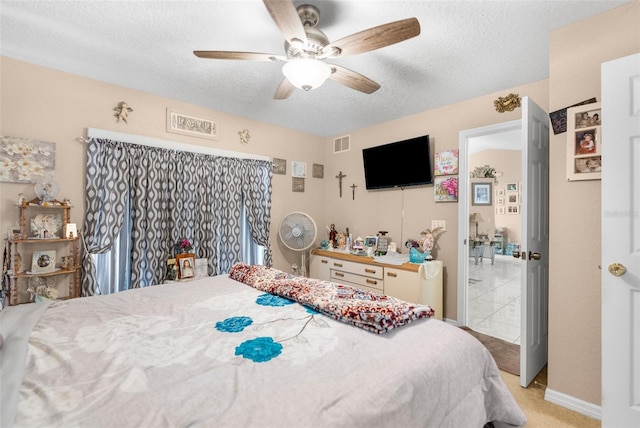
[229,262,434,334]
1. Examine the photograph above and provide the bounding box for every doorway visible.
[458,97,550,387]
[466,129,522,343]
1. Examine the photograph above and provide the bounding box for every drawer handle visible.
[366,279,377,285]
[364,268,376,274]
[335,272,345,277]
[321,260,328,264]
[333,263,343,267]
[387,272,398,278]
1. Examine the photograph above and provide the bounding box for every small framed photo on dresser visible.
[176,253,196,279]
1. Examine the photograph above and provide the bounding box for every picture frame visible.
[30,250,57,274]
[0,136,56,183]
[176,253,196,279]
[272,158,286,175]
[496,188,505,197]
[434,149,459,176]
[291,161,307,178]
[471,182,492,206]
[312,163,324,179]
[292,177,305,192]
[7,228,21,240]
[566,102,602,181]
[64,223,77,239]
[27,211,62,239]
[496,197,505,206]
[548,97,597,135]
[496,206,506,215]
[364,236,378,248]
[507,193,519,204]
[166,109,218,140]
[433,176,458,202]
[507,205,520,215]
[505,182,519,192]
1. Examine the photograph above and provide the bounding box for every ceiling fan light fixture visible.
[282,58,331,91]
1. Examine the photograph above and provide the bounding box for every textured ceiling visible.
[0,0,627,137]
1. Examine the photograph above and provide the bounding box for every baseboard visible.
[544,388,601,420]
[444,317,460,326]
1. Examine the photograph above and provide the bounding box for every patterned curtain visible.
[81,139,130,296]
[241,159,273,267]
[82,138,273,295]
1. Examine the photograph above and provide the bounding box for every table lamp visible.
[470,213,484,238]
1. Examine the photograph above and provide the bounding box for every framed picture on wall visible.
[507,205,520,215]
[291,161,307,178]
[505,182,519,192]
[471,182,492,206]
[272,158,286,175]
[433,176,458,202]
[567,102,602,181]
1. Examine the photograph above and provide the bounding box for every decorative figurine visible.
[17,193,26,205]
[238,129,250,144]
[114,101,133,123]
[328,224,337,248]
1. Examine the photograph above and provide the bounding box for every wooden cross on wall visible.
[350,183,357,200]
[336,171,346,197]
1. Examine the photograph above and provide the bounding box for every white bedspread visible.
[2,274,526,427]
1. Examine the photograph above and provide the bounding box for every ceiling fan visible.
[193,0,420,99]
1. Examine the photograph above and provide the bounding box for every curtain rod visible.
[85,128,270,162]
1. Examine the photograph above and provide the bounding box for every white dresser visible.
[309,249,444,320]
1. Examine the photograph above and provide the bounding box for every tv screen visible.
[362,135,432,190]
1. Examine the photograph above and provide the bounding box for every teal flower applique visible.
[216,316,253,333]
[235,337,283,362]
[256,293,294,307]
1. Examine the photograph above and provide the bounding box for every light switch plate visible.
[432,220,446,231]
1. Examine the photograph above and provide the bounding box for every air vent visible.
[333,135,350,153]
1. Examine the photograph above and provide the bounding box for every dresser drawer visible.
[327,259,383,279]
[330,269,383,291]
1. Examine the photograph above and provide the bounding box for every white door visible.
[518,97,550,387]
[601,52,640,427]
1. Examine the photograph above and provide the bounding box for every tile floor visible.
[468,254,521,344]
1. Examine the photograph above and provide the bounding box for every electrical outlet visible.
[432,220,446,231]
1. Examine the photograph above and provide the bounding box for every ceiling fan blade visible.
[263,0,307,46]
[320,18,420,58]
[274,78,295,100]
[194,51,285,62]
[329,65,380,94]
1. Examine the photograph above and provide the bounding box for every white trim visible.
[444,317,460,326]
[544,388,601,420]
[86,128,269,161]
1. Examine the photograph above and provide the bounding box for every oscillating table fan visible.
[278,212,318,276]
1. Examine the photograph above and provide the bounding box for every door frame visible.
[457,119,522,327]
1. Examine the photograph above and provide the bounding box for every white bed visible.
[1,265,526,427]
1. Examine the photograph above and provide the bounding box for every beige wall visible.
[547,0,640,407]
[0,57,327,274]
[470,150,522,244]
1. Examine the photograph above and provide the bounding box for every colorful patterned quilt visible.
[229,262,434,334]
[1,274,526,428]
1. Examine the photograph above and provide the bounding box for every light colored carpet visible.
[500,369,600,428]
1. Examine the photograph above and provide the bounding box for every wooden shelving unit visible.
[5,199,81,305]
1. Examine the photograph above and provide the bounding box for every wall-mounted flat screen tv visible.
[362,135,432,190]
